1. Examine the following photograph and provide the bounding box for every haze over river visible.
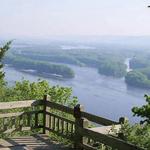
[4,63,149,123]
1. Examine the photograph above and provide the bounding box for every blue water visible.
[4,65,149,123]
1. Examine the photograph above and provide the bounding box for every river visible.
[4,63,150,123]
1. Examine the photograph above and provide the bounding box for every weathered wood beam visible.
[0,100,43,110]
[78,127,144,150]
[81,111,119,125]
[0,110,43,118]
[46,101,74,115]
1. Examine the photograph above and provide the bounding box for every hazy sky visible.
[0,0,150,38]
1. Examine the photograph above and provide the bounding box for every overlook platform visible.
[0,134,72,150]
[0,95,144,150]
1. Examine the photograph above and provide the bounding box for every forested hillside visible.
[5,44,128,78]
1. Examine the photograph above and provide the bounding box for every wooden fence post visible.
[43,94,51,134]
[74,104,88,150]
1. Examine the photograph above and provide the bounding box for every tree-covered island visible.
[4,55,75,79]
[125,56,150,89]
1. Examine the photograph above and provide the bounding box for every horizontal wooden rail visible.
[0,100,43,110]
[81,111,119,125]
[0,110,43,118]
[46,101,118,125]
[0,112,24,118]
[78,127,144,150]
[46,101,74,115]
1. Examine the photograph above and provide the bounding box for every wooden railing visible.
[0,95,144,150]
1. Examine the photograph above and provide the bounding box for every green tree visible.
[132,94,150,124]
[0,79,78,107]
[98,61,127,78]
[0,41,12,80]
[0,41,12,98]
[121,95,150,149]
[121,122,150,149]
[125,71,150,89]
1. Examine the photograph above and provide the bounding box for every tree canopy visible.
[125,71,150,89]
[132,94,150,124]
[0,41,12,80]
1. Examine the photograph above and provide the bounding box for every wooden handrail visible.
[46,100,74,115]
[78,127,145,150]
[81,111,119,125]
[0,110,43,118]
[0,100,43,110]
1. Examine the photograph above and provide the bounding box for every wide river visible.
[4,64,150,123]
